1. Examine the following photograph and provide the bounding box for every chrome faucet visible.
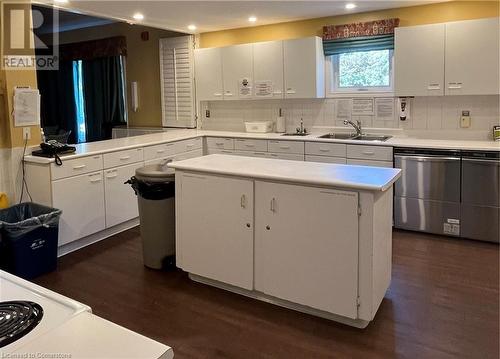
[296,119,307,134]
[343,119,362,136]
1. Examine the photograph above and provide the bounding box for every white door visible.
[177,173,254,289]
[221,43,253,100]
[253,41,284,98]
[445,18,500,95]
[284,37,324,99]
[194,47,223,101]
[104,162,143,228]
[52,171,106,246]
[394,23,445,96]
[255,181,359,318]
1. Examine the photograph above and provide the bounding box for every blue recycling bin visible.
[0,203,62,279]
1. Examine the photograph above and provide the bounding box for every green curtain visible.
[82,56,126,142]
[323,34,394,56]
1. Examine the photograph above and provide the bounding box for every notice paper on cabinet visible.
[254,81,273,97]
[352,98,374,115]
[375,98,395,121]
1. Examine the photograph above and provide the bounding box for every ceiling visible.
[35,1,447,34]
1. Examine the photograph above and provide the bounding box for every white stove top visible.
[0,270,90,353]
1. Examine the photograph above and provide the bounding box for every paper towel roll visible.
[276,116,286,133]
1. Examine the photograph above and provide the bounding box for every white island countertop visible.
[168,154,402,191]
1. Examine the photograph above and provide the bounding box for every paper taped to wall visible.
[13,87,40,127]
[352,98,374,115]
[336,99,352,119]
[375,98,395,121]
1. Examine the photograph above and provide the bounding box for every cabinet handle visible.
[448,82,462,89]
[273,90,282,94]
[73,164,86,170]
[246,223,251,228]
[119,156,131,161]
[245,144,255,148]
[186,144,194,148]
[225,92,233,96]
[89,176,102,183]
[279,145,291,150]
[362,151,375,155]
[266,225,271,230]
[215,142,224,146]
[427,83,441,90]
[213,93,222,97]
[270,198,276,213]
[240,194,246,209]
[156,149,165,153]
[319,148,330,152]
[105,173,118,179]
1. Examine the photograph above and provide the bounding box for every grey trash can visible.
[127,163,175,269]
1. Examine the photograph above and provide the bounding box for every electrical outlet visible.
[22,127,31,140]
[460,110,471,128]
[205,109,211,118]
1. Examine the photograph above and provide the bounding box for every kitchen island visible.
[169,155,401,328]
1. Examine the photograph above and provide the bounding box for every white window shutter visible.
[159,35,196,128]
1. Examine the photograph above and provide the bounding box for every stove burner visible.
[0,301,43,348]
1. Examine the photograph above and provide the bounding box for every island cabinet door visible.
[254,181,359,319]
[177,173,254,290]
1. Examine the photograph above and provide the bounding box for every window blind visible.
[323,34,395,56]
[159,35,196,128]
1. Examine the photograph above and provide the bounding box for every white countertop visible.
[169,154,402,191]
[24,129,500,164]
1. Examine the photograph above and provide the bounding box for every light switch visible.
[460,110,471,128]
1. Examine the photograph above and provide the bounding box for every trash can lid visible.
[135,163,175,182]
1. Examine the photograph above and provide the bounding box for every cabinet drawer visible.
[206,137,234,150]
[347,159,393,168]
[235,138,268,152]
[305,142,346,157]
[177,137,202,153]
[51,155,103,180]
[306,155,346,164]
[206,148,235,155]
[144,142,178,161]
[268,140,304,154]
[234,150,268,158]
[103,148,144,169]
[346,145,393,161]
[267,152,304,161]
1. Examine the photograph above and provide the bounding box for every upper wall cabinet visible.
[194,47,223,101]
[194,36,325,101]
[253,41,284,99]
[221,43,254,100]
[445,17,499,95]
[394,24,445,96]
[284,37,325,99]
[394,17,499,96]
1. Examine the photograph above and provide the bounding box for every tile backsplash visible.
[200,95,499,140]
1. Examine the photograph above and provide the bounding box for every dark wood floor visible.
[34,228,499,359]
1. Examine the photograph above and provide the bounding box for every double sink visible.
[282,132,391,142]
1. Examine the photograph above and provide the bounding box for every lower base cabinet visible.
[104,162,143,228]
[177,173,361,319]
[254,181,359,318]
[52,171,106,246]
[177,173,254,290]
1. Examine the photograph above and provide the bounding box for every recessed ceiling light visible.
[248,16,257,23]
[345,3,357,10]
[188,24,197,31]
[133,13,144,21]
[54,0,68,3]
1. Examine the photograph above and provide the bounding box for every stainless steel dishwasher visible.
[394,148,462,236]
[461,150,500,243]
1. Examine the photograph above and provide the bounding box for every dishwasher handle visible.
[395,155,461,162]
[462,157,500,165]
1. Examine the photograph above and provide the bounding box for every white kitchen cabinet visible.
[394,23,445,96]
[253,41,284,98]
[104,162,143,228]
[177,173,254,290]
[221,43,253,100]
[52,171,106,246]
[254,181,359,318]
[305,155,346,164]
[283,37,325,99]
[194,47,223,101]
[347,159,393,168]
[445,18,500,95]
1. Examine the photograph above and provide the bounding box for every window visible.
[328,49,393,94]
[73,60,87,144]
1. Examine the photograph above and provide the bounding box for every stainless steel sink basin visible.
[281,132,309,136]
[318,133,357,140]
[354,135,392,142]
[318,133,392,142]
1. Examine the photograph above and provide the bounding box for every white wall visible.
[199,95,500,140]
[0,147,31,204]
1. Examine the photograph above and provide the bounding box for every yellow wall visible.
[199,1,499,48]
[54,22,182,128]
